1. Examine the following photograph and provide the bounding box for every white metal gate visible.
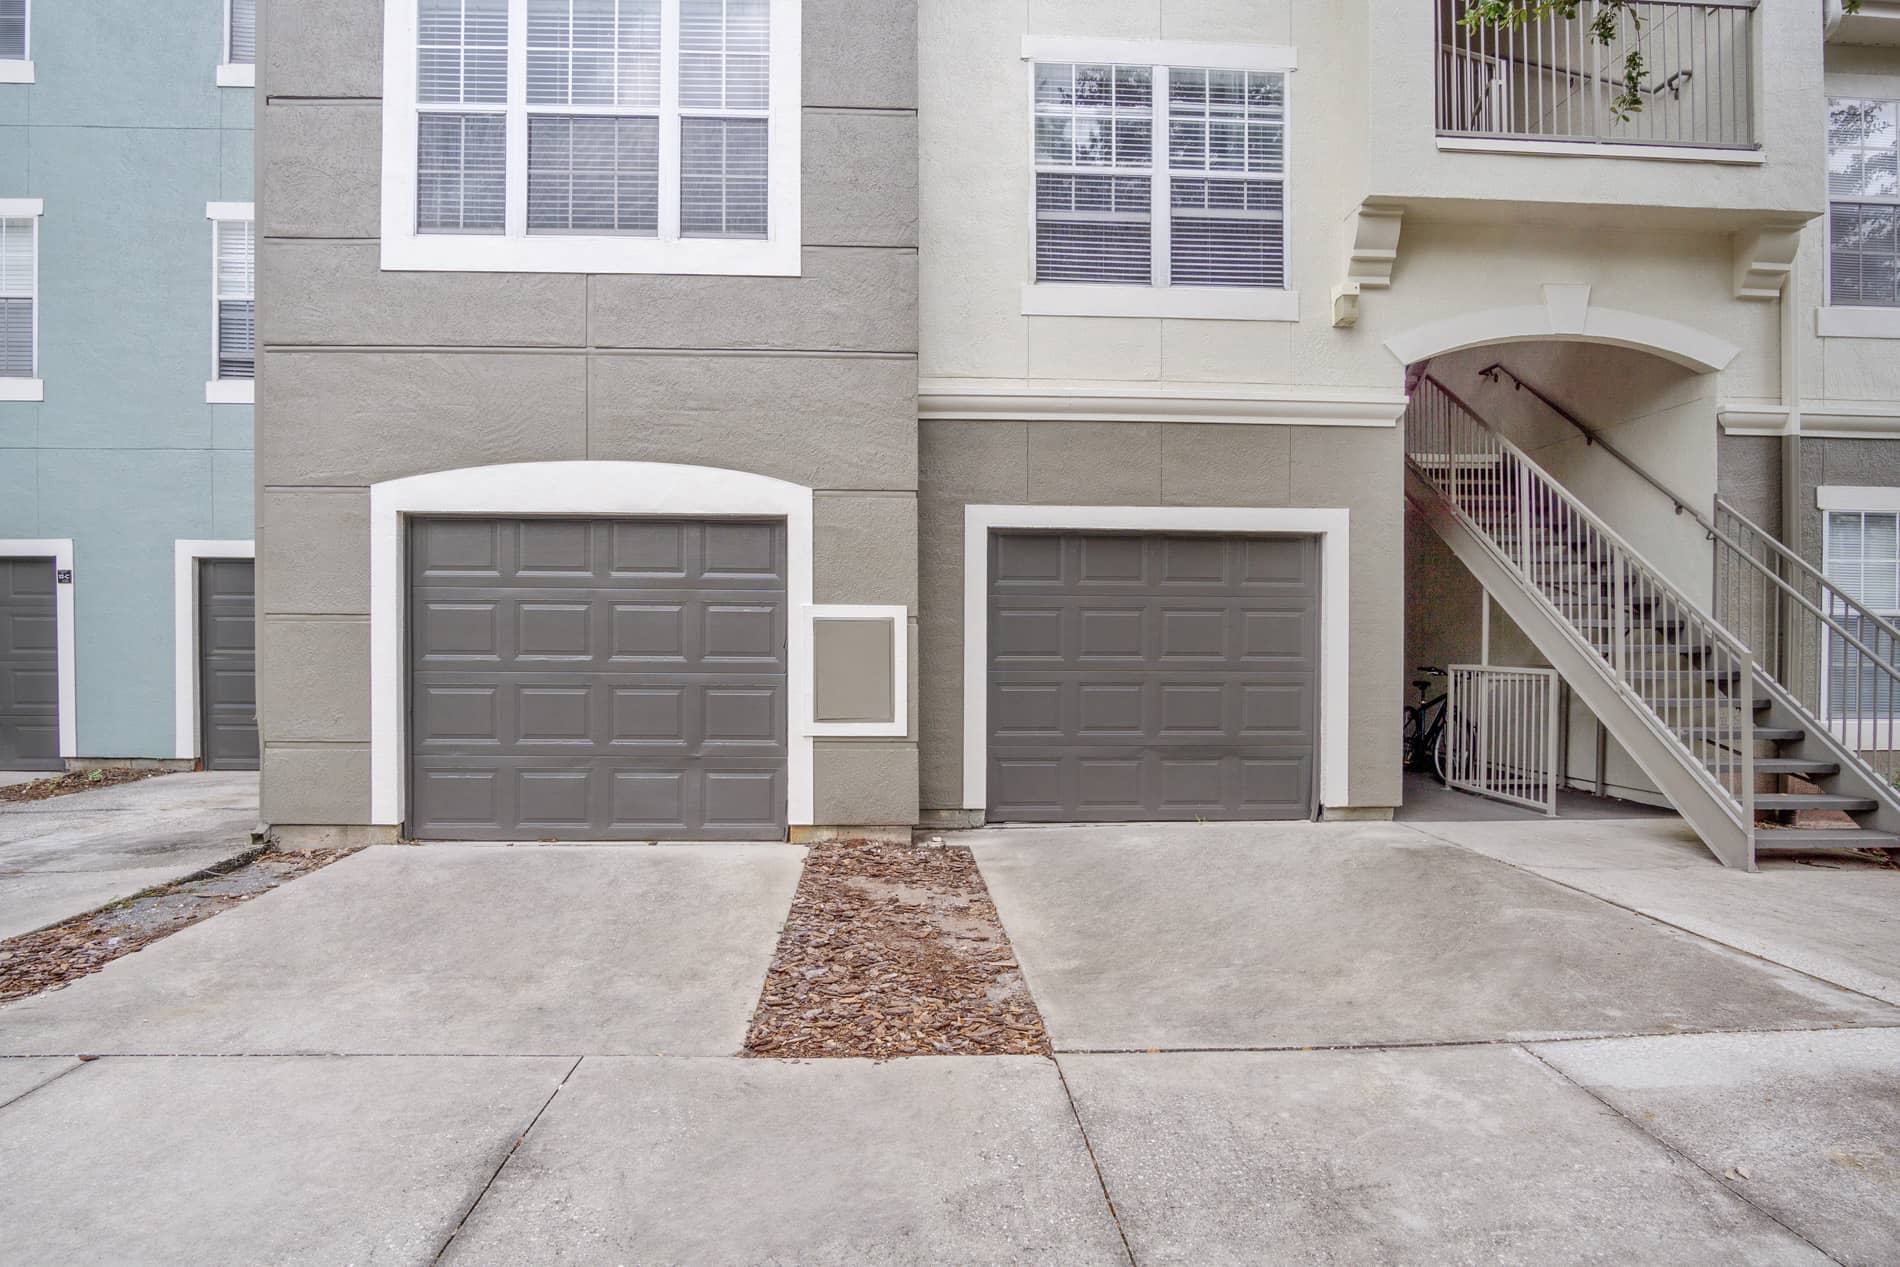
[1446,665,1561,816]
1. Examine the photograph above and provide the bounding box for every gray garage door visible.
[0,557,60,771]
[408,517,788,841]
[198,558,259,771]
[988,532,1319,822]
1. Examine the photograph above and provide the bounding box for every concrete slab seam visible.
[0,1058,89,1113]
[1397,822,1900,1015]
[1051,1056,1139,1267]
[431,1055,584,1264]
[1520,1044,1849,1266]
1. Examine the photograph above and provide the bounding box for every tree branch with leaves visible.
[1461,1,1860,123]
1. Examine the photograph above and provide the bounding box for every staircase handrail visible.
[1713,494,1900,655]
[1415,373,1756,663]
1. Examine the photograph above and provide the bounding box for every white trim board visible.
[1818,307,1900,340]
[1020,35,1297,72]
[1434,136,1763,165]
[918,379,1406,428]
[367,461,817,830]
[960,505,1352,814]
[0,538,75,760]
[1385,284,1738,373]
[1818,486,1900,512]
[1022,283,1299,322]
[173,540,255,762]
[806,603,909,738]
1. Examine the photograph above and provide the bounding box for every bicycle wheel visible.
[1433,725,1450,785]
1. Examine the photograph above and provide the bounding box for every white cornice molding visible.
[917,379,1408,428]
[1719,402,1900,437]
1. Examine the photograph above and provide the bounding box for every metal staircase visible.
[1405,373,1900,870]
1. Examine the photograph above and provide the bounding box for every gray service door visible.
[198,559,260,771]
[0,557,60,770]
[987,532,1319,822]
[408,518,788,841]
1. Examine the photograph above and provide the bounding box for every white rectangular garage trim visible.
[173,539,254,761]
[0,537,74,760]
[962,506,1351,814]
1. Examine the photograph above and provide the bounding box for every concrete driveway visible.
[2,820,1898,1264]
[0,772,260,940]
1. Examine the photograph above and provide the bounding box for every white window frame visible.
[205,202,255,405]
[1824,94,1900,322]
[0,197,43,401]
[0,0,32,84]
[173,539,256,761]
[380,0,802,275]
[1019,36,1299,323]
[1817,497,1900,747]
[217,0,256,87]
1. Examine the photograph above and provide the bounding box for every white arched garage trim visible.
[1383,284,1740,374]
[368,462,815,830]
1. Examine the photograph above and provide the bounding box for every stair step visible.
[1682,726,1805,741]
[1755,793,1879,813]
[1645,698,1770,712]
[1756,828,1900,851]
[1626,668,1742,682]
[1709,758,1842,776]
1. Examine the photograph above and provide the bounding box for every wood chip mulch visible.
[0,768,170,805]
[743,840,1051,1059]
[0,848,359,1005]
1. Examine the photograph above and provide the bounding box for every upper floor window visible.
[207,205,255,404]
[0,200,40,400]
[1022,39,1296,321]
[0,0,32,84]
[1829,98,1900,309]
[380,0,801,275]
[219,0,256,86]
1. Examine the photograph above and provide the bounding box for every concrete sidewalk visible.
[0,772,260,940]
[2,821,1898,1264]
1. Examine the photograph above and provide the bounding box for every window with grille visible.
[0,0,25,63]
[212,217,255,381]
[0,215,35,380]
[1032,59,1287,294]
[386,0,797,274]
[1828,98,1899,309]
[1824,511,1900,722]
[228,0,255,66]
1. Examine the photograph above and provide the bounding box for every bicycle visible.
[1401,666,1453,785]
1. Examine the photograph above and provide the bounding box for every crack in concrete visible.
[431,1055,584,1265]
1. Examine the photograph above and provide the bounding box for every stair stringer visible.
[1407,466,1756,871]
[1753,673,1900,843]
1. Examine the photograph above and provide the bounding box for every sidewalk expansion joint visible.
[431,1054,584,1265]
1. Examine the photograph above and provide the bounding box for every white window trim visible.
[0,196,43,397]
[217,0,255,85]
[1816,501,1900,748]
[0,0,30,82]
[173,540,255,762]
[0,537,75,760]
[806,603,908,737]
[1817,305,1900,340]
[960,505,1351,815]
[368,461,816,831]
[379,0,802,276]
[206,202,255,405]
[1020,37,1300,322]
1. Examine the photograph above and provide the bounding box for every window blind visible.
[680,116,767,237]
[214,219,255,380]
[418,112,507,232]
[1032,61,1288,292]
[1828,99,1900,308]
[0,216,33,378]
[1826,512,1900,720]
[529,114,659,233]
[680,0,769,111]
[229,0,256,66]
[419,0,509,104]
[0,0,23,62]
[527,0,660,108]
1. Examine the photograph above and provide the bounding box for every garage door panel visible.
[409,518,787,841]
[988,532,1317,823]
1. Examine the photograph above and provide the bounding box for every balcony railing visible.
[1436,0,1758,151]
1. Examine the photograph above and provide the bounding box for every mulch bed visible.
[0,768,170,805]
[0,849,359,1004]
[743,841,1051,1059]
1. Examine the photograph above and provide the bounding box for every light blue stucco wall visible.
[0,1,253,760]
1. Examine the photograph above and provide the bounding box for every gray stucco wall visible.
[917,420,1406,817]
[255,0,920,830]
[1792,436,1900,570]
